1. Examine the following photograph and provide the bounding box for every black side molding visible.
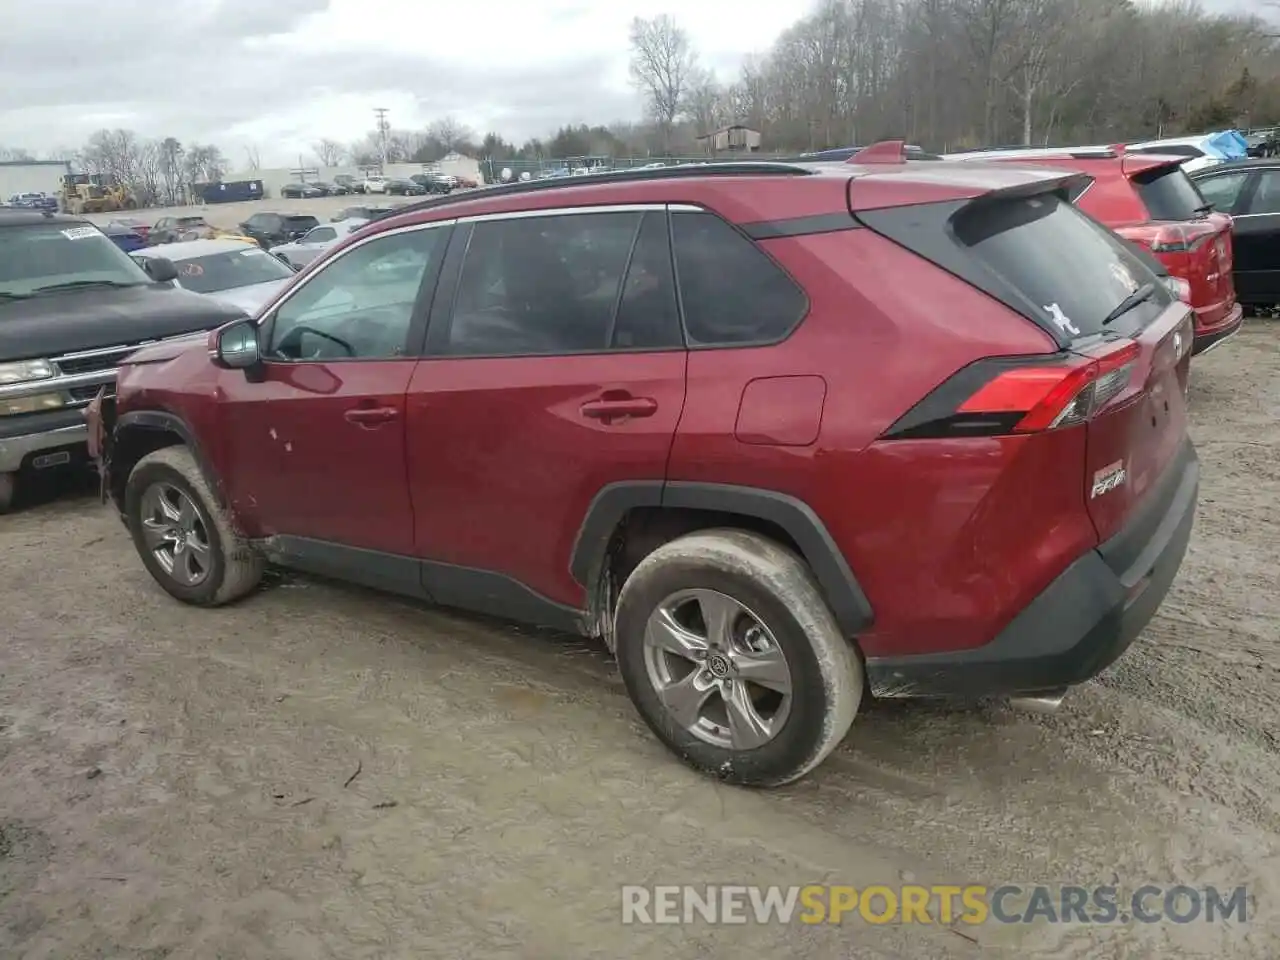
[114,410,225,506]
[260,535,586,636]
[570,480,874,639]
[741,212,861,241]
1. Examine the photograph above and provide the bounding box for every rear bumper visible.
[865,440,1199,698]
[1192,301,1243,355]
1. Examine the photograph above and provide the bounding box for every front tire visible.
[614,529,862,787]
[124,446,263,606]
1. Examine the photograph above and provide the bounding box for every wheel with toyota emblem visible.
[613,529,862,786]
[124,446,263,606]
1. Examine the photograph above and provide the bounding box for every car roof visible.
[1191,156,1280,174]
[134,238,258,259]
[369,156,1080,230]
[0,209,87,227]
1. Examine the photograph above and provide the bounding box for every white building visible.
[0,160,73,201]
[222,154,483,198]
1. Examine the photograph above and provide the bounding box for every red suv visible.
[88,143,1199,786]
[948,145,1242,354]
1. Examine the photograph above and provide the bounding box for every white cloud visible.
[0,0,802,165]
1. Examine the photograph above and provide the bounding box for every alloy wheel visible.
[642,588,793,750]
[138,482,212,587]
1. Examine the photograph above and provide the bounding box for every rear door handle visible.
[580,397,658,421]
[344,406,399,426]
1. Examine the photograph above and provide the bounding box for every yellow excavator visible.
[60,174,139,215]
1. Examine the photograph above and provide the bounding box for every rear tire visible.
[614,529,862,787]
[124,446,263,606]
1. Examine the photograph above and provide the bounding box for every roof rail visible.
[385,161,814,218]
[847,140,908,164]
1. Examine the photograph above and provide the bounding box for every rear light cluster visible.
[1116,221,1218,254]
[883,340,1141,440]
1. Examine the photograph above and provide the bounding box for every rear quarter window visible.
[1130,165,1209,221]
[671,211,807,345]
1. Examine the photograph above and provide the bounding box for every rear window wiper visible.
[1193,203,1215,215]
[1102,282,1156,326]
[30,279,142,294]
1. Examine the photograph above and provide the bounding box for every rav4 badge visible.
[1091,461,1127,499]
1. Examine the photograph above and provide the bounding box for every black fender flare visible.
[113,410,227,507]
[569,480,874,638]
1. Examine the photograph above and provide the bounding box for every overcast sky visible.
[0,0,800,168]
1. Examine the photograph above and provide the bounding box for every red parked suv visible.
[947,145,1242,354]
[88,143,1199,786]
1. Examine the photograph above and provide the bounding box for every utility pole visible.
[374,107,390,172]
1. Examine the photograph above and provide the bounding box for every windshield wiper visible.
[1102,282,1156,326]
[30,279,142,294]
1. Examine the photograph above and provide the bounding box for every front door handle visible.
[344,406,399,426]
[580,397,658,421]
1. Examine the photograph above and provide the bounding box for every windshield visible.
[1132,165,1209,221]
[953,192,1171,338]
[0,222,150,297]
[171,247,295,294]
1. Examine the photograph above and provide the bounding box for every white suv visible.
[363,176,388,194]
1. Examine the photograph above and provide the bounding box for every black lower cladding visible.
[864,440,1199,698]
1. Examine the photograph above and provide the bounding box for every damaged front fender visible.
[84,388,117,506]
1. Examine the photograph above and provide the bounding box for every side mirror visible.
[211,318,261,370]
[144,257,179,283]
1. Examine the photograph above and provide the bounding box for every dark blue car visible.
[102,223,147,253]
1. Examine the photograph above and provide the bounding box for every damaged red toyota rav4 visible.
[88,143,1199,786]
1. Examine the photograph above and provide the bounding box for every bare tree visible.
[684,68,724,139]
[312,138,346,166]
[244,145,262,171]
[629,15,698,151]
[425,117,474,153]
[0,146,34,161]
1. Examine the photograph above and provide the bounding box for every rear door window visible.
[952,192,1172,338]
[1241,170,1280,215]
[437,211,647,356]
[1130,165,1209,220]
[671,211,808,345]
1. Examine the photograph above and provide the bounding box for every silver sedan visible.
[131,238,298,315]
[269,218,370,269]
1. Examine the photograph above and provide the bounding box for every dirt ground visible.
[2,324,1278,959]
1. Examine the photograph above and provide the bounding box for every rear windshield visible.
[1131,165,1208,221]
[952,193,1172,338]
[172,247,295,294]
[178,217,206,226]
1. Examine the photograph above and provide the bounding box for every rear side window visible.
[1131,166,1208,221]
[1194,171,1251,213]
[952,193,1170,338]
[671,211,807,345]
[440,211,650,356]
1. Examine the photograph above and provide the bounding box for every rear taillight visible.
[1116,221,1218,254]
[882,340,1140,440]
